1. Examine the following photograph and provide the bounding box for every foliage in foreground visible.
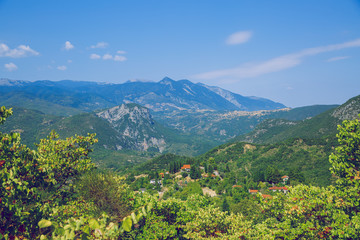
[2,106,360,239]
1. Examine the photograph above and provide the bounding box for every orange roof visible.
[211,174,216,177]
[249,189,258,193]
[282,175,289,179]
[232,185,242,188]
[159,173,164,177]
[181,164,191,169]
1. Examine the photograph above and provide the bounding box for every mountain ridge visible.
[234,95,360,144]
[0,77,286,115]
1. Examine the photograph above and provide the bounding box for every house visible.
[232,185,242,188]
[159,172,164,178]
[282,175,289,183]
[249,189,258,194]
[181,164,191,172]
[269,186,288,193]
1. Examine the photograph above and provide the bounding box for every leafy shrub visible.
[76,170,132,221]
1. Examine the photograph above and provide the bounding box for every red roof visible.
[181,164,191,169]
[249,189,258,193]
[282,175,289,179]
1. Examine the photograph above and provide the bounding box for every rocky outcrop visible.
[97,104,166,152]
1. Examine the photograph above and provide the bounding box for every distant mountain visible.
[153,104,338,142]
[0,77,286,115]
[234,95,360,144]
[0,104,218,160]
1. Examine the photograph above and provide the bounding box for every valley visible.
[1,78,359,239]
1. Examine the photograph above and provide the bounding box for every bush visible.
[76,170,132,220]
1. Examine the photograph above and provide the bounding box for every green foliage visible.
[190,165,201,179]
[174,182,203,200]
[0,106,97,239]
[265,166,281,184]
[76,170,132,220]
[222,197,230,213]
[330,115,360,186]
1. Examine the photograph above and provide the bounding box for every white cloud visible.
[327,56,350,62]
[194,38,360,80]
[90,42,108,49]
[4,62,18,71]
[0,43,39,58]
[117,50,126,54]
[90,53,101,59]
[226,31,252,45]
[57,65,67,71]
[90,53,127,62]
[67,59,72,63]
[103,54,113,60]
[114,55,127,62]
[64,41,74,50]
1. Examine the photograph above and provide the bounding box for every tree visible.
[190,165,201,179]
[0,107,98,239]
[265,166,282,184]
[222,198,230,213]
[329,115,360,187]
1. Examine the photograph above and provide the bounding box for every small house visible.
[269,186,288,193]
[181,164,191,172]
[282,175,289,183]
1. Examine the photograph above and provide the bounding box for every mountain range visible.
[1,76,359,175]
[0,77,285,114]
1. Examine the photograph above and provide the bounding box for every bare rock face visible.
[331,97,360,121]
[97,104,166,152]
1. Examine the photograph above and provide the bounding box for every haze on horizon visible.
[0,0,360,108]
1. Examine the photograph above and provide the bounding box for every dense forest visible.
[2,105,360,239]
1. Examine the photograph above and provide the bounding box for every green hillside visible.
[198,137,337,186]
[234,95,360,144]
[0,94,84,116]
[153,104,337,142]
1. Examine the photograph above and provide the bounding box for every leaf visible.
[40,235,48,240]
[131,212,137,224]
[81,233,90,240]
[38,219,52,228]
[88,218,100,229]
[142,206,147,216]
[122,216,132,232]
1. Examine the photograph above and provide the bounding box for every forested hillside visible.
[235,95,360,144]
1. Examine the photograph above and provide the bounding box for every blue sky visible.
[1,0,360,107]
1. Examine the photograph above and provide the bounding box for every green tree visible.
[222,198,230,213]
[0,107,97,239]
[329,115,360,187]
[265,166,281,184]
